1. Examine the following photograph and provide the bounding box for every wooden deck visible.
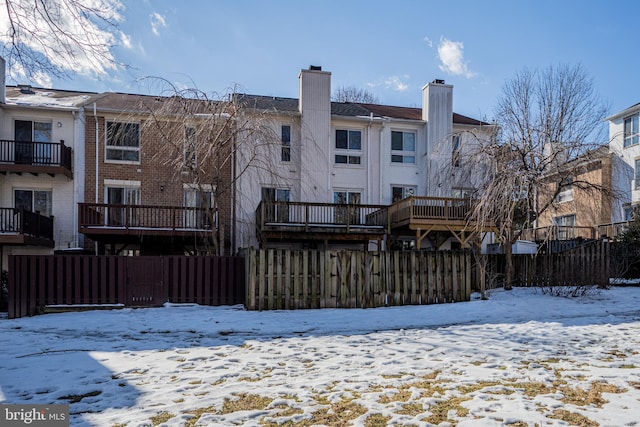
[0,207,54,247]
[256,197,494,248]
[256,201,387,246]
[0,139,73,178]
[78,203,216,239]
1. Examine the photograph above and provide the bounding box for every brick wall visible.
[83,114,233,253]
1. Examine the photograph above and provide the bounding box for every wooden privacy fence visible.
[8,255,244,318]
[484,240,611,288]
[244,248,472,310]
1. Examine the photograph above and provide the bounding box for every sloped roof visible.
[235,93,491,125]
[88,92,220,116]
[3,85,97,110]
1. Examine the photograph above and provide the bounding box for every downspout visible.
[367,113,372,203]
[378,121,385,204]
[94,103,99,203]
[72,110,77,248]
[93,103,99,255]
[231,125,237,254]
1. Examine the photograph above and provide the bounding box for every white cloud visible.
[437,38,477,78]
[120,31,133,49]
[150,12,167,36]
[368,75,410,92]
[424,37,433,48]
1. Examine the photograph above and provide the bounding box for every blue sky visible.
[25,0,640,122]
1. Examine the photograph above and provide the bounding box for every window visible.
[391,186,415,202]
[625,115,639,148]
[281,125,291,162]
[333,191,361,224]
[184,186,214,229]
[556,177,574,202]
[452,134,461,167]
[452,188,475,199]
[391,131,416,164]
[635,159,640,190]
[553,214,576,239]
[14,189,52,216]
[184,126,197,170]
[261,187,290,222]
[335,129,362,165]
[106,184,140,226]
[106,121,140,162]
[623,205,636,222]
[14,120,52,164]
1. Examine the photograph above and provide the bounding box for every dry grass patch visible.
[221,393,273,414]
[150,412,174,426]
[378,389,412,404]
[549,409,598,427]
[364,413,391,427]
[308,396,367,426]
[457,381,503,394]
[424,396,470,424]
[184,406,217,427]
[397,402,423,416]
[560,382,626,407]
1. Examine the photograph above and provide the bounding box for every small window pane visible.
[391,131,403,150]
[348,156,361,165]
[404,156,415,163]
[391,155,403,163]
[404,133,415,151]
[34,122,52,142]
[282,125,291,144]
[335,155,348,163]
[349,131,361,150]
[336,130,348,149]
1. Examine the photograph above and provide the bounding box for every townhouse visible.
[234,66,494,250]
[0,62,493,257]
[0,57,93,270]
[78,92,233,255]
[607,103,640,223]
[531,147,614,241]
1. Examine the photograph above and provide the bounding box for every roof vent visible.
[309,65,322,71]
[432,79,445,84]
[17,84,34,94]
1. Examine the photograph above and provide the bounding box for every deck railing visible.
[78,203,216,232]
[388,196,474,226]
[0,207,54,240]
[0,139,72,171]
[597,221,632,240]
[256,201,387,232]
[518,225,596,241]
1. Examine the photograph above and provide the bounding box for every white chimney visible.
[423,79,453,151]
[298,66,332,200]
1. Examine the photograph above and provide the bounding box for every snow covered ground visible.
[1,286,640,427]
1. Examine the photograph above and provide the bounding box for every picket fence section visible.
[244,248,472,310]
[8,255,244,318]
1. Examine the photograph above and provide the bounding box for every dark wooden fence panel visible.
[482,240,611,289]
[245,249,473,310]
[8,255,244,318]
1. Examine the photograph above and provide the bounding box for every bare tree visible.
[135,79,281,255]
[0,0,124,84]
[448,64,610,289]
[332,86,379,104]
